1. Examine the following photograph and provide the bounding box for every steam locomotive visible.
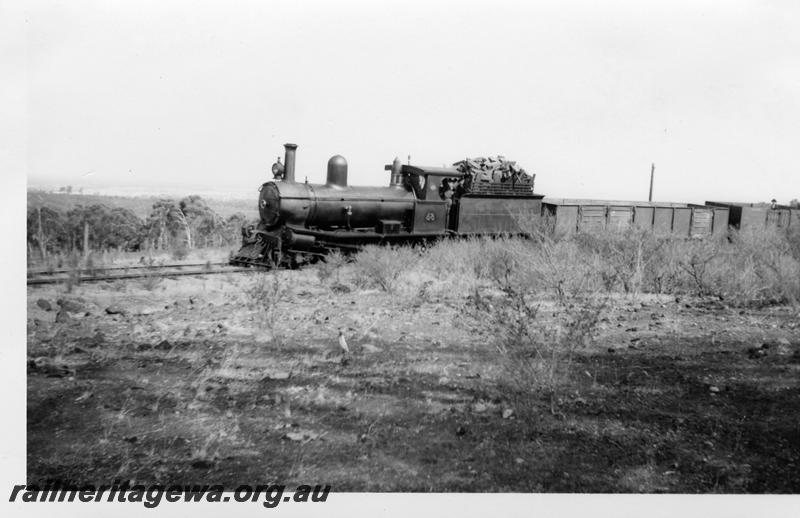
[230,143,544,267]
[230,143,798,268]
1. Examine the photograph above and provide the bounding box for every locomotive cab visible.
[400,165,465,231]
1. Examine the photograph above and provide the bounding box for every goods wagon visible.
[541,199,729,238]
[705,201,798,231]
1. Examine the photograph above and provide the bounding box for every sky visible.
[17,0,800,203]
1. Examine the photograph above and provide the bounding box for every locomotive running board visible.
[290,227,448,242]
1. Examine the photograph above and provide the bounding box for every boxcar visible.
[705,201,798,232]
[542,199,729,238]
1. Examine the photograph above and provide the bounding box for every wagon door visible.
[578,205,606,233]
[690,208,713,238]
[608,206,633,231]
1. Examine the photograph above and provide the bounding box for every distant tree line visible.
[27,195,253,258]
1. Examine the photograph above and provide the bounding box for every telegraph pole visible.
[648,163,655,202]
[83,221,89,260]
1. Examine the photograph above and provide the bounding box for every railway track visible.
[27,262,260,286]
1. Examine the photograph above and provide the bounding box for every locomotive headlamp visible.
[271,159,285,179]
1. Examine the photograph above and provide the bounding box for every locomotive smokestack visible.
[283,143,297,183]
[389,156,403,187]
[326,155,348,187]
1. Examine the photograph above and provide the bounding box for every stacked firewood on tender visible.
[452,156,534,192]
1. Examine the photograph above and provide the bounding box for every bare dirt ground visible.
[27,268,800,492]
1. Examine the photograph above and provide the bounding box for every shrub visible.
[675,238,723,298]
[351,245,419,293]
[641,238,684,294]
[171,244,189,261]
[139,258,163,291]
[528,236,600,302]
[719,228,800,305]
[244,273,287,342]
[356,223,800,306]
[464,237,606,415]
[574,228,668,295]
[420,236,484,278]
[316,249,347,287]
[785,225,800,263]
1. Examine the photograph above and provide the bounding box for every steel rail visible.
[27,261,231,277]
[27,265,262,286]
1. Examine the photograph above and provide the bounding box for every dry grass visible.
[340,226,800,307]
[345,228,800,413]
[243,272,288,343]
[315,249,348,288]
[351,245,421,293]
